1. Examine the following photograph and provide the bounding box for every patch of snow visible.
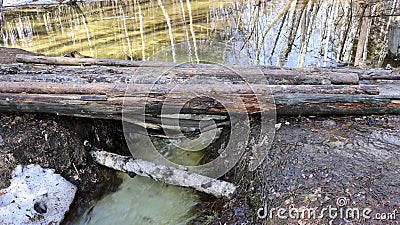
[0,165,77,225]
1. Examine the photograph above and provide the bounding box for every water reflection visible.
[1,0,399,67]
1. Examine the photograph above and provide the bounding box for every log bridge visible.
[0,54,399,120]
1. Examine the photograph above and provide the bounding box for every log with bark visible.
[13,54,360,85]
[0,0,3,30]
[90,150,237,198]
[0,57,399,120]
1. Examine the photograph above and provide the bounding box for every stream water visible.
[76,174,201,225]
[1,0,399,224]
[1,0,398,67]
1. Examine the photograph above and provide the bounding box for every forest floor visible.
[209,115,400,225]
[0,47,399,224]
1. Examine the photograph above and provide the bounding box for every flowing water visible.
[1,0,399,224]
[77,175,200,225]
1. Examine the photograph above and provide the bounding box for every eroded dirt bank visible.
[0,113,128,224]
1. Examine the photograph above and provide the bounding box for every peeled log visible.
[15,54,178,68]
[12,55,359,85]
[0,82,379,95]
[90,151,236,198]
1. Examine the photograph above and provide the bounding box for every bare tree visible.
[186,0,199,63]
[277,0,309,66]
[298,0,321,67]
[119,5,133,60]
[0,0,3,31]
[354,3,372,67]
[322,0,338,67]
[134,0,146,61]
[255,0,294,64]
[378,0,398,65]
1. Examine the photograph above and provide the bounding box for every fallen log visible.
[0,82,380,95]
[0,92,398,117]
[0,59,399,118]
[90,150,236,198]
[11,55,360,85]
[358,72,400,80]
[15,54,178,68]
[327,67,400,80]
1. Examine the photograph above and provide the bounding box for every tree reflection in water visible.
[0,0,399,67]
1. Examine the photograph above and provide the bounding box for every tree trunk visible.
[14,54,360,85]
[0,0,3,31]
[354,5,371,67]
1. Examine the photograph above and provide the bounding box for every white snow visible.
[0,165,77,225]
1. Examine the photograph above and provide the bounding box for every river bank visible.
[1,110,399,224]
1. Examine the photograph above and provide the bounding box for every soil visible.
[0,49,127,220]
[206,115,400,225]
[0,113,129,224]
[0,48,127,224]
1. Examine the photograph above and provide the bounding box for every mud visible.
[206,115,400,225]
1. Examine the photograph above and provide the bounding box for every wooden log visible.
[275,94,400,115]
[1,58,399,117]
[320,67,400,80]
[11,55,360,85]
[0,82,380,95]
[254,68,359,85]
[90,150,237,198]
[0,92,398,117]
[11,56,400,82]
[358,71,400,80]
[15,54,178,67]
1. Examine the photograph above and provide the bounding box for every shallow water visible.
[1,0,398,67]
[76,174,200,225]
[73,118,222,225]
